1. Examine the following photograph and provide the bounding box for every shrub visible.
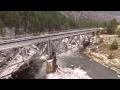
[96,31,100,37]
[92,32,95,36]
[108,52,115,59]
[117,30,120,38]
[99,38,104,43]
[111,39,119,49]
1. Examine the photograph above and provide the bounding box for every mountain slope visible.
[94,11,120,16]
[60,11,120,22]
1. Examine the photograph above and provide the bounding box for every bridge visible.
[0,28,102,78]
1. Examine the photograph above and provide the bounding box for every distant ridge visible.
[60,11,120,22]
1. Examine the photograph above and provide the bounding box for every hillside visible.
[0,11,103,37]
[60,11,120,22]
[94,11,120,16]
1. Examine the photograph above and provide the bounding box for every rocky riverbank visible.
[80,35,120,77]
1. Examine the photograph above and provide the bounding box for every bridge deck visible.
[0,28,100,51]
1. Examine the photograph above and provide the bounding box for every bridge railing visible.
[0,28,101,41]
[0,29,73,41]
[0,32,47,41]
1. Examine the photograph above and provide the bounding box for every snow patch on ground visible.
[58,47,78,57]
[0,48,36,78]
[47,66,91,79]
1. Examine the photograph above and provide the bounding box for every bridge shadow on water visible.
[8,41,68,79]
[9,54,46,79]
[9,61,43,79]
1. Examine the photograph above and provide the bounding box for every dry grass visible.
[97,34,120,59]
[99,43,120,59]
[100,34,117,37]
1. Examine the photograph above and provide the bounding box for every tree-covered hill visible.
[0,11,103,36]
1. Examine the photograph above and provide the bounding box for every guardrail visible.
[0,29,99,44]
[0,28,101,41]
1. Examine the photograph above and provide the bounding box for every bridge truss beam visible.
[0,29,101,78]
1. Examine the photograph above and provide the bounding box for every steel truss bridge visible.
[0,28,102,78]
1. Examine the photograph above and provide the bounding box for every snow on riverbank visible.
[47,66,92,79]
[0,49,36,79]
[0,34,93,79]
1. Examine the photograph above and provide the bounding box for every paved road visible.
[57,47,119,79]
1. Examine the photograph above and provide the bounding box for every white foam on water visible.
[47,66,92,79]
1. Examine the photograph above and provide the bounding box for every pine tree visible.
[0,18,5,36]
[107,18,117,34]
[13,11,23,35]
[0,11,104,36]
[64,22,70,30]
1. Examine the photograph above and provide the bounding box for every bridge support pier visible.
[46,41,58,74]
[92,31,100,37]
[0,29,102,78]
[46,55,57,74]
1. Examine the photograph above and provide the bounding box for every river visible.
[2,36,119,79]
